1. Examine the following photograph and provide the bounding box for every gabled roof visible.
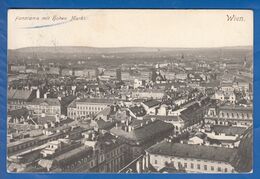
[8,108,29,118]
[8,89,33,100]
[94,107,112,118]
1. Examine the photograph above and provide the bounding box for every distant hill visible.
[8,46,253,67]
[10,45,253,54]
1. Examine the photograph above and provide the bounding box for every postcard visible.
[7,9,253,173]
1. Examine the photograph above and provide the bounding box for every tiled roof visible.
[8,89,33,100]
[60,96,77,106]
[143,99,161,108]
[143,115,180,122]
[110,119,173,144]
[77,98,116,104]
[94,119,115,130]
[54,145,92,163]
[30,98,60,106]
[129,106,146,117]
[231,127,253,172]
[200,81,220,88]
[94,107,112,118]
[8,108,29,118]
[67,99,77,108]
[212,125,247,136]
[219,105,252,112]
[146,141,237,163]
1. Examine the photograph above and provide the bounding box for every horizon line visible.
[9,45,253,50]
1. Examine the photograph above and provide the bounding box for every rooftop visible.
[30,98,60,106]
[146,141,237,163]
[77,98,117,104]
[110,119,173,144]
[212,125,247,136]
[8,89,33,100]
[143,115,180,122]
[143,99,161,108]
[8,108,29,118]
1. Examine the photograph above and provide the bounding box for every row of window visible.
[209,110,252,119]
[77,105,106,111]
[154,159,232,172]
[106,146,124,159]
[68,111,97,116]
[220,112,251,119]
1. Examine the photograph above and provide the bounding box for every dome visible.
[231,127,253,173]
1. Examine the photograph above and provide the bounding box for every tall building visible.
[110,118,173,162]
[116,68,122,81]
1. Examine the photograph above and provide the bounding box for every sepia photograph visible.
[7,9,253,173]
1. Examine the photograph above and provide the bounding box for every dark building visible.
[116,68,122,81]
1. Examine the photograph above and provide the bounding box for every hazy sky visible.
[8,9,253,49]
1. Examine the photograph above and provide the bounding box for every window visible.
[218,167,221,172]
[197,164,200,170]
[191,163,194,169]
[154,159,157,164]
[224,168,228,172]
[178,162,182,168]
[211,166,214,171]
[184,163,187,168]
[204,165,207,170]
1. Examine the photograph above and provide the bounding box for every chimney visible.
[128,125,132,132]
[36,89,40,98]
[55,114,60,123]
[41,113,46,117]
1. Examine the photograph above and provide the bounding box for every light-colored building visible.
[233,81,251,92]
[74,69,96,79]
[204,105,253,127]
[146,141,237,173]
[61,69,73,76]
[8,89,35,111]
[175,73,188,80]
[27,98,61,116]
[67,98,117,119]
[10,65,26,73]
[131,89,165,100]
[213,91,236,104]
